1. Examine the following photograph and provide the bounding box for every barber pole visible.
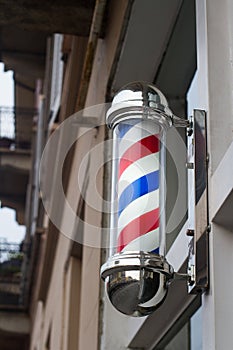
[101,82,176,317]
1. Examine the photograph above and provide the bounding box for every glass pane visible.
[158,306,202,350]
[164,322,190,350]
[190,306,202,350]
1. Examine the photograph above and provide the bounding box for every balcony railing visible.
[0,107,15,140]
[0,239,30,308]
[0,106,38,150]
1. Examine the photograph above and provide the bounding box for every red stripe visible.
[119,134,160,178]
[117,207,160,252]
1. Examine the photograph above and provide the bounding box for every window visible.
[162,306,202,350]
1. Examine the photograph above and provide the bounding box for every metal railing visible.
[0,106,38,150]
[0,238,30,308]
[0,107,15,140]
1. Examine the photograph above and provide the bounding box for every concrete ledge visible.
[0,311,29,335]
[211,140,233,231]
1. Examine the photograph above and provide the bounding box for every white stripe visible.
[118,153,160,196]
[118,190,159,235]
[119,120,160,156]
[122,228,159,252]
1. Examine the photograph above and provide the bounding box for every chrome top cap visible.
[106,81,174,129]
[113,82,169,108]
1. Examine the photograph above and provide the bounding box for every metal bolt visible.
[186,229,195,237]
[186,162,194,169]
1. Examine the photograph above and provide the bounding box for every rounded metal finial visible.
[106,81,174,130]
[106,81,189,129]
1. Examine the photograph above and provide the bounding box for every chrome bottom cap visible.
[101,252,173,317]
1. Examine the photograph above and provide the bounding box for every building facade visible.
[0,0,233,349]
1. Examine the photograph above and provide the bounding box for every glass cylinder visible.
[110,118,167,257]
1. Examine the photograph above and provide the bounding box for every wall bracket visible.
[186,109,209,294]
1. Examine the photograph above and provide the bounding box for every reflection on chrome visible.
[101,252,173,317]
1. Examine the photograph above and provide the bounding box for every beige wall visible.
[30,1,130,350]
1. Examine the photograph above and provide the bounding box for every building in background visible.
[0,0,233,349]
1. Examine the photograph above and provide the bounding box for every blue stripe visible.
[118,120,140,139]
[151,247,160,254]
[118,170,159,216]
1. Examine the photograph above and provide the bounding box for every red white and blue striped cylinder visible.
[111,118,166,256]
[101,82,177,317]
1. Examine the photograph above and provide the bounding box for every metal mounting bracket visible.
[186,109,209,294]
